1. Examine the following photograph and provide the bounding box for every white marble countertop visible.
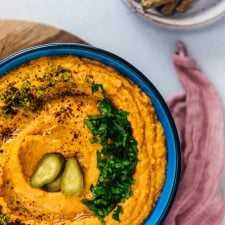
[0,0,225,223]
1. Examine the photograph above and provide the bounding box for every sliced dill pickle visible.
[44,173,63,192]
[29,153,65,188]
[61,157,83,196]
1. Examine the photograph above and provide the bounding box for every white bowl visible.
[125,0,225,29]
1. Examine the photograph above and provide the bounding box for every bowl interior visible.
[0,43,180,225]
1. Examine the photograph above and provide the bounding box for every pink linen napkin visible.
[164,43,225,225]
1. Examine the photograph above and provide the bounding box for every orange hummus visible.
[0,56,166,225]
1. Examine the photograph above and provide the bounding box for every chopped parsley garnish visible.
[82,83,138,224]
[112,205,123,222]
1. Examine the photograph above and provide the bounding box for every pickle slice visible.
[61,157,83,196]
[29,153,65,188]
[44,173,63,192]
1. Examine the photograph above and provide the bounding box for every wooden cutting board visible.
[0,20,87,60]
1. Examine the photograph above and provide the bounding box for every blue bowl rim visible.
[0,43,181,225]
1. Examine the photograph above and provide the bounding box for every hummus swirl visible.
[0,56,166,225]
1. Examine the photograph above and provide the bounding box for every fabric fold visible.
[165,43,225,225]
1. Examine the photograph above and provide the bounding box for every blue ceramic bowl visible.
[0,43,180,225]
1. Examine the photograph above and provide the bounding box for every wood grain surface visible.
[0,20,86,60]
